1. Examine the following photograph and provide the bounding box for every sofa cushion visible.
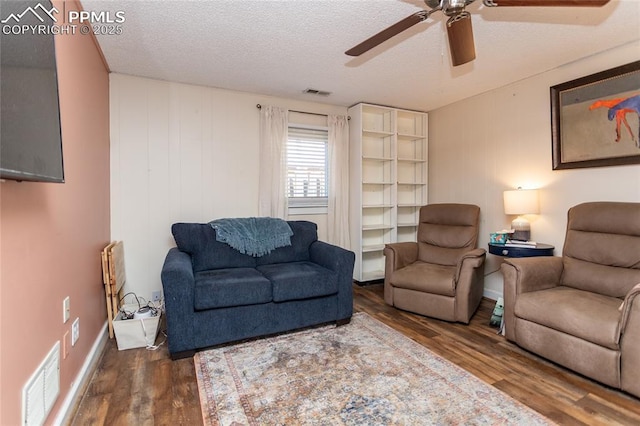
[390,261,456,297]
[256,261,337,302]
[562,257,640,299]
[514,286,622,350]
[194,268,272,310]
[172,223,256,272]
[256,221,318,266]
[561,202,640,297]
[417,204,480,266]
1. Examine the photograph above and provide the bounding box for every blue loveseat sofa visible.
[161,220,355,359]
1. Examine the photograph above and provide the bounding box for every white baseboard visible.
[53,321,108,425]
[483,288,502,302]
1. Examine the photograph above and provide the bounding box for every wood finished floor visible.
[71,283,640,425]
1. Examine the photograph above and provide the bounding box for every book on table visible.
[504,240,537,248]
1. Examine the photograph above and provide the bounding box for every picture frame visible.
[550,61,640,170]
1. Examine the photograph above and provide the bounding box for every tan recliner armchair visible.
[502,202,640,398]
[383,204,486,323]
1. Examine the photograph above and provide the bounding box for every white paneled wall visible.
[110,74,347,299]
[428,42,640,300]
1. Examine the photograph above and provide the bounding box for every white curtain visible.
[327,115,351,249]
[258,106,289,218]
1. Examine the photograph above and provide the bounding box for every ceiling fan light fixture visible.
[424,0,442,9]
[446,12,476,66]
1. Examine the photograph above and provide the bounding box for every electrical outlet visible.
[63,332,70,359]
[71,318,79,346]
[63,297,70,323]
[152,291,162,302]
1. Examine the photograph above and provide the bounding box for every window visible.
[286,126,328,209]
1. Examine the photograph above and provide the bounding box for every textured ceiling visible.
[81,0,640,112]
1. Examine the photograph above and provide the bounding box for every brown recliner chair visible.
[383,204,486,323]
[501,202,640,398]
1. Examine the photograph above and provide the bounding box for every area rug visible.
[194,312,554,425]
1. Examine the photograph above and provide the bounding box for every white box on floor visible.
[112,304,161,350]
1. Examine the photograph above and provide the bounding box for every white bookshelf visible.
[349,103,428,282]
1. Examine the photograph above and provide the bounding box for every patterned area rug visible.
[195,312,554,425]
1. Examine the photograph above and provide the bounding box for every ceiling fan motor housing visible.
[443,0,472,16]
[348,0,611,64]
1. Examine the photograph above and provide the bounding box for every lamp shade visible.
[503,189,539,215]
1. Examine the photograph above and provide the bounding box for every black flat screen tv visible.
[1,0,64,183]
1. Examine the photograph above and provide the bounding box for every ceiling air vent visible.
[303,88,332,97]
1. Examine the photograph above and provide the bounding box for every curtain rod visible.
[256,104,349,120]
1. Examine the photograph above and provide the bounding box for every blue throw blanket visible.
[209,217,293,257]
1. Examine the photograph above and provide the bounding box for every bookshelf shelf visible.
[349,103,428,282]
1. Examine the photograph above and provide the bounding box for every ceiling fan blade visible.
[447,13,476,66]
[485,0,609,6]
[345,12,428,56]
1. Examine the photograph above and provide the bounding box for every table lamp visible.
[503,188,539,241]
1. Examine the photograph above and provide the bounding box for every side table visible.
[488,242,554,258]
[488,242,554,335]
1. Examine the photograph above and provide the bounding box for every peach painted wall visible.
[0,1,110,424]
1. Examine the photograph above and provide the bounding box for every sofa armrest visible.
[310,241,355,321]
[620,283,640,334]
[501,256,563,341]
[161,248,195,354]
[454,248,487,323]
[383,242,418,272]
[620,283,640,397]
[383,242,418,306]
[502,256,564,294]
[455,248,486,282]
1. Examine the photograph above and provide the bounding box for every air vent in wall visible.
[303,88,332,97]
[22,342,60,426]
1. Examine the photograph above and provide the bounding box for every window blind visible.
[287,127,328,207]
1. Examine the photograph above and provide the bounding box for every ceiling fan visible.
[345,0,611,66]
